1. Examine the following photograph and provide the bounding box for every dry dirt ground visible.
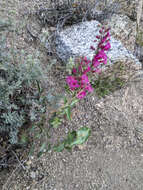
[0,0,143,190]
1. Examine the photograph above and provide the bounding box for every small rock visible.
[26,160,32,166]
[77,144,87,150]
[30,171,36,179]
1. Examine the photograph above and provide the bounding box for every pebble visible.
[30,171,36,179]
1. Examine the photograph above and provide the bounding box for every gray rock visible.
[54,20,140,68]
[109,14,137,52]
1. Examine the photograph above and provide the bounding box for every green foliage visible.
[0,37,47,144]
[93,76,125,98]
[50,115,62,128]
[37,142,47,158]
[54,127,91,152]
[50,97,79,128]
[66,57,76,74]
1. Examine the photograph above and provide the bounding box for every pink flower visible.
[104,28,110,33]
[96,50,107,60]
[90,46,95,50]
[72,68,77,74]
[80,60,83,65]
[66,76,80,90]
[92,59,100,68]
[98,50,107,62]
[77,90,86,99]
[82,57,91,65]
[83,56,88,62]
[83,66,91,74]
[85,84,94,92]
[85,60,91,65]
[80,74,91,90]
[100,32,110,44]
[81,74,89,84]
[100,42,111,51]
[92,50,107,66]
[96,35,100,39]
[78,65,82,71]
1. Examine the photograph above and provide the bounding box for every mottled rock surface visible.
[54,20,140,68]
[109,14,136,52]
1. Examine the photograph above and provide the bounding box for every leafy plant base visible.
[93,60,141,98]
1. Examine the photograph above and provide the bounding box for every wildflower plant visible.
[66,26,111,100]
[50,26,111,143]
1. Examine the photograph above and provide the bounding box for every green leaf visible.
[19,133,28,145]
[69,127,91,147]
[50,116,62,128]
[53,127,91,152]
[8,10,17,15]
[35,132,42,139]
[70,98,79,107]
[37,151,44,158]
[64,146,72,151]
[65,106,71,121]
[37,142,46,157]
[53,142,65,152]
[28,144,35,157]
[66,131,76,145]
[64,96,68,104]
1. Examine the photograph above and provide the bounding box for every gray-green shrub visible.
[0,37,47,144]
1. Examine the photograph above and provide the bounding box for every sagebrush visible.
[0,36,47,144]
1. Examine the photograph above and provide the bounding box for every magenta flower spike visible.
[66,26,111,99]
